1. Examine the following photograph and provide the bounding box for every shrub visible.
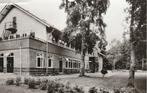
[35,78,41,85]
[63,82,74,93]
[39,79,48,90]
[24,78,29,85]
[73,85,84,93]
[47,80,64,93]
[113,88,121,93]
[89,87,97,93]
[47,81,56,93]
[57,87,65,93]
[40,82,47,90]
[28,78,36,89]
[15,77,21,86]
[101,69,108,75]
[99,88,109,93]
[6,78,14,85]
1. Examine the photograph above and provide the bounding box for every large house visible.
[0,4,104,75]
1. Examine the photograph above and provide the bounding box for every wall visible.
[0,48,30,73]
[0,38,30,74]
[0,7,47,41]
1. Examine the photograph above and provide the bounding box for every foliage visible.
[107,39,130,69]
[28,78,36,89]
[35,78,41,85]
[6,78,14,85]
[126,0,146,87]
[89,87,97,93]
[39,79,48,90]
[103,57,112,70]
[125,0,146,61]
[60,0,109,54]
[47,80,59,93]
[101,69,108,75]
[60,0,109,76]
[24,78,29,85]
[73,85,84,93]
[15,77,21,86]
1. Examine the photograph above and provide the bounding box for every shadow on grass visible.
[79,75,109,79]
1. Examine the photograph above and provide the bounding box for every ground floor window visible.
[65,59,81,69]
[36,57,43,67]
[66,61,68,68]
[48,59,52,67]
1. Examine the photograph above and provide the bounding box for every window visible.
[71,61,73,68]
[36,53,44,68]
[66,61,68,68]
[73,62,76,68]
[37,57,43,67]
[69,62,71,68]
[78,62,80,68]
[48,59,52,67]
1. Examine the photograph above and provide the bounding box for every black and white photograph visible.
[0,0,146,93]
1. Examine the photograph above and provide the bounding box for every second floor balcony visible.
[5,21,17,34]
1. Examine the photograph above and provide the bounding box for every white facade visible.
[0,7,47,41]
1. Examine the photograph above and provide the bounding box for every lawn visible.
[0,71,146,93]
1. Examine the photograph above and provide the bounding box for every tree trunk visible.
[80,54,85,76]
[79,37,85,76]
[127,2,136,87]
[127,44,135,87]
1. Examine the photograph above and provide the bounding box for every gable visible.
[0,4,61,41]
[0,7,47,40]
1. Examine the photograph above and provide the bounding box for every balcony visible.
[5,22,17,34]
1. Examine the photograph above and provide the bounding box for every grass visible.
[0,71,146,93]
[0,84,45,93]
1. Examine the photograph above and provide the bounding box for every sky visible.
[0,0,128,49]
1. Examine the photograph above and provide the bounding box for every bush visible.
[15,77,21,86]
[47,81,56,93]
[6,78,14,85]
[99,88,109,93]
[73,85,84,93]
[24,78,29,85]
[28,78,36,89]
[89,87,97,93]
[39,79,48,90]
[63,82,74,93]
[47,80,64,93]
[101,69,108,75]
[35,78,41,85]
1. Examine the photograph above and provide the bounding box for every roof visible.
[0,3,60,32]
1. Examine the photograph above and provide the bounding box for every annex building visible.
[0,4,103,75]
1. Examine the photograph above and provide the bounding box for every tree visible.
[60,0,109,76]
[107,39,130,70]
[125,0,146,87]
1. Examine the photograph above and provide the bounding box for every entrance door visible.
[59,61,63,72]
[0,58,4,72]
[89,57,96,73]
[7,57,14,73]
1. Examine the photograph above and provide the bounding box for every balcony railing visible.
[5,21,17,34]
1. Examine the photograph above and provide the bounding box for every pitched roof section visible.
[0,4,60,32]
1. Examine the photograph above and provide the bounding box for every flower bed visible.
[5,77,137,93]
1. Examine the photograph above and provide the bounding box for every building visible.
[0,4,103,75]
